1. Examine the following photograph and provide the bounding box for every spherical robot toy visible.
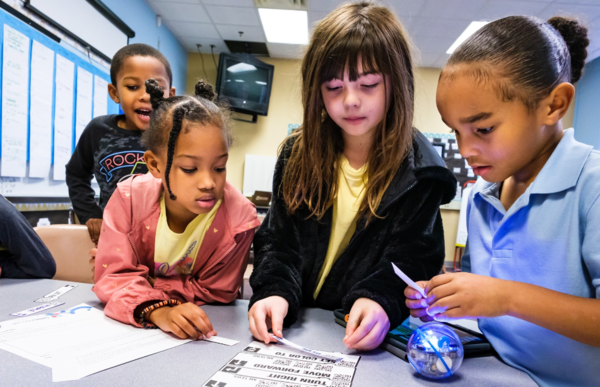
[407,322,464,379]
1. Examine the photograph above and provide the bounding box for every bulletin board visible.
[0,6,119,198]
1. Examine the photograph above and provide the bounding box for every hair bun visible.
[548,16,589,83]
[145,79,165,110]
[195,80,215,101]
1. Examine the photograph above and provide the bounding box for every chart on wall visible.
[423,132,475,201]
[0,7,119,197]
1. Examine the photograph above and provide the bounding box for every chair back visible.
[34,225,95,284]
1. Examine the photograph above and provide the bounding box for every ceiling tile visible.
[434,53,451,69]
[539,4,600,23]
[409,18,471,39]
[414,51,442,67]
[150,2,211,23]
[477,0,550,20]
[382,0,425,17]
[412,34,457,53]
[266,43,306,59]
[215,24,265,42]
[307,0,341,13]
[166,21,220,39]
[149,0,201,4]
[181,37,229,54]
[201,0,254,5]
[418,0,488,21]
[205,5,261,26]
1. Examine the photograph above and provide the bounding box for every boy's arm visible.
[66,126,103,224]
[93,183,169,327]
[0,196,56,278]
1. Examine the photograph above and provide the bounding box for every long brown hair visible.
[281,1,415,220]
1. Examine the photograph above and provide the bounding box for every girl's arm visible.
[248,145,304,327]
[420,192,600,348]
[342,179,450,328]
[93,182,169,327]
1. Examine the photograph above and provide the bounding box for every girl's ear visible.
[144,150,163,179]
[541,82,575,125]
[108,83,120,104]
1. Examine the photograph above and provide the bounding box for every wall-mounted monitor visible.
[215,53,274,119]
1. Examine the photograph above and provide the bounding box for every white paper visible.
[270,335,343,362]
[243,154,277,197]
[75,67,93,144]
[1,25,30,177]
[455,186,472,248]
[28,40,55,178]
[392,262,427,298]
[93,75,108,118]
[0,304,190,382]
[10,302,64,317]
[34,284,78,303]
[204,341,359,387]
[53,54,75,181]
[447,318,482,334]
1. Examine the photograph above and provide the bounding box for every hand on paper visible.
[248,296,289,344]
[414,273,510,322]
[343,298,390,351]
[147,302,216,340]
[404,280,435,322]
[86,218,103,245]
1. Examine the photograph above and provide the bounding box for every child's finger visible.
[409,307,430,319]
[270,310,284,338]
[344,314,377,348]
[175,315,201,340]
[344,310,362,341]
[426,294,460,316]
[168,322,189,339]
[350,321,388,350]
[433,307,466,322]
[252,308,272,344]
[426,274,454,294]
[405,297,429,309]
[186,313,212,337]
[404,286,423,300]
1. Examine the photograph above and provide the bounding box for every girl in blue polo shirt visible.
[405,16,600,386]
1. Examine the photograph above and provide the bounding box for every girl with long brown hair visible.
[249,1,456,350]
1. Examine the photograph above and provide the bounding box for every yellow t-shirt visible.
[154,195,221,276]
[313,155,367,299]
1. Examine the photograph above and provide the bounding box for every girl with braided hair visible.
[93,80,260,338]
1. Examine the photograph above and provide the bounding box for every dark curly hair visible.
[443,15,589,110]
[142,79,233,200]
[110,43,172,87]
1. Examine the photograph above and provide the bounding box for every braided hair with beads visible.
[142,79,233,200]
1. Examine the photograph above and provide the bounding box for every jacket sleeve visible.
[0,196,56,279]
[249,144,304,327]
[341,179,449,328]
[155,229,255,305]
[93,183,169,327]
[66,125,103,224]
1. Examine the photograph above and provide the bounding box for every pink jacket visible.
[93,173,260,326]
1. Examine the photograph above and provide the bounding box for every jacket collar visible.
[375,130,456,216]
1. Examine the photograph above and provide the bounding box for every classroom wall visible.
[101,0,188,95]
[187,54,575,262]
[573,57,600,149]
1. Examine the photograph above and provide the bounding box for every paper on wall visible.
[53,54,75,181]
[93,75,108,118]
[243,154,277,197]
[75,67,93,144]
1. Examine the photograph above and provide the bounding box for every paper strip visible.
[34,284,78,303]
[270,334,343,363]
[203,335,239,346]
[392,263,427,298]
[10,302,64,317]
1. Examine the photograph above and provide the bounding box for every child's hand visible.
[248,296,289,344]
[424,273,511,321]
[147,303,216,340]
[343,298,390,351]
[89,248,97,282]
[404,280,435,322]
[86,218,103,245]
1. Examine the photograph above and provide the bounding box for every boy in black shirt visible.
[0,195,55,278]
[66,44,175,244]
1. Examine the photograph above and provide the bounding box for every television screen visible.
[216,53,274,117]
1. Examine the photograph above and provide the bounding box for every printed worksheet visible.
[75,67,93,144]
[93,75,108,118]
[204,341,360,387]
[53,54,75,181]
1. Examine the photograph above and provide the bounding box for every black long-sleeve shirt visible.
[0,195,56,278]
[66,115,148,224]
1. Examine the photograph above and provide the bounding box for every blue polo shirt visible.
[462,129,600,387]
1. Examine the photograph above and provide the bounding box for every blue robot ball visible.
[407,322,464,379]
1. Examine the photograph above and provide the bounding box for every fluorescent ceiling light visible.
[256,81,267,85]
[227,63,257,73]
[446,21,489,54]
[235,79,245,82]
[258,8,308,44]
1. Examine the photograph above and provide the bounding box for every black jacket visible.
[249,131,457,328]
